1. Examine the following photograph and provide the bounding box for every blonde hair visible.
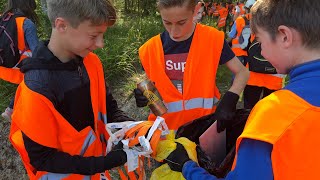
[157,0,196,11]
[47,0,116,28]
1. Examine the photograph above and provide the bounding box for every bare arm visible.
[225,56,249,95]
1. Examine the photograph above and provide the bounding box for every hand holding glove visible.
[133,88,149,107]
[215,91,239,133]
[165,143,191,172]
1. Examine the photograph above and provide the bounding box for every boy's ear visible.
[54,17,68,32]
[277,25,293,48]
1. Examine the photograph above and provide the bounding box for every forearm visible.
[23,133,126,175]
[183,161,221,180]
[182,139,273,180]
[226,57,249,95]
[229,66,249,95]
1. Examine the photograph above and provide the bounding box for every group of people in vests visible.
[1,0,320,179]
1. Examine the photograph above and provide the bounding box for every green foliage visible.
[100,15,164,84]
[0,0,5,13]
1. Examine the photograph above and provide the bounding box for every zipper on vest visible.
[77,65,84,84]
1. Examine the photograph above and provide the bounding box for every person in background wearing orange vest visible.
[9,0,134,179]
[232,0,245,21]
[243,34,285,109]
[134,0,249,132]
[164,0,320,179]
[228,1,252,67]
[226,0,234,30]
[1,0,39,121]
[217,2,228,32]
[193,1,205,23]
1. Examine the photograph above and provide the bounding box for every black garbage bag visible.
[176,109,250,178]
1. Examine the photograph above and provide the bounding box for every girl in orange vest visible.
[1,0,39,121]
[134,0,249,131]
[165,0,320,179]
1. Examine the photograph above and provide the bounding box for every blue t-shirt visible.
[161,28,235,93]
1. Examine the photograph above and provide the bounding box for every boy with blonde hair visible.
[165,0,320,179]
[9,0,133,179]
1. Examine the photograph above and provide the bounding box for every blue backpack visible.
[238,15,251,50]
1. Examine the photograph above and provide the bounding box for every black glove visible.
[134,88,149,107]
[215,91,239,133]
[104,149,127,170]
[165,143,191,172]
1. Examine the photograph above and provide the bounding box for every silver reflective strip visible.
[100,134,107,144]
[270,74,286,78]
[232,44,241,48]
[165,98,219,113]
[99,112,108,124]
[39,173,92,180]
[184,97,219,110]
[19,50,32,57]
[80,130,96,156]
[165,100,183,113]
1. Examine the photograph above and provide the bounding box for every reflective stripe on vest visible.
[80,130,96,156]
[10,53,109,179]
[165,97,219,113]
[99,112,107,124]
[19,50,32,57]
[139,24,224,130]
[39,173,91,180]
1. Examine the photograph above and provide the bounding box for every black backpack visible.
[247,38,277,74]
[0,12,24,68]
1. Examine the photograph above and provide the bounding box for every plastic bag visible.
[176,109,250,178]
[151,131,198,180]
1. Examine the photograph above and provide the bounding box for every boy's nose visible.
[96,38,104,48]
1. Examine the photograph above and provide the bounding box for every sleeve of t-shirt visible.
[23,18,39,52]
[219,40,235,65]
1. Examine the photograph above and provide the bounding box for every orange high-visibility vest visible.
[139,24,224,130]
[233,90,320,179]
[247,71,285,90]
[10,53,111,180]
[231,14,250,56]
[218,7,228,28]
[0,17,32,84]
[246,34,285,90]
[239,3,246,15]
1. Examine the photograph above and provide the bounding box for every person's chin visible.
[171,36,183,42]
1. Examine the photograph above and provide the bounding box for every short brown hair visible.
[251,0,320,49]
[157,0,196,11]
[47,0,116,28]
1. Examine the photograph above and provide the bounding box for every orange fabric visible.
[10,53,109,180]
[231,14,250,56]
[218,7,228,28]
[246,33,285,90]
[139,24,224,130]
[0,17,29,84]
[247,71,284,90]
[239,3,246,15]
[233,90,320,179]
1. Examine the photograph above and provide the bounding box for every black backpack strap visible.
[242,15,249,25]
